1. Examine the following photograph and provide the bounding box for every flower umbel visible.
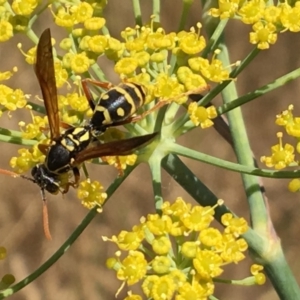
[104,198,259,299]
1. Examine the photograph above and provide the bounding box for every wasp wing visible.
[35,28,60,140]
[74,132,158,165]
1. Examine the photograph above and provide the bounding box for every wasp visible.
[0,29,157,239]
[32,28,157,195]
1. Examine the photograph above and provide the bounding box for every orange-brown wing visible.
[74,132,158,165]
[35,28,60,140]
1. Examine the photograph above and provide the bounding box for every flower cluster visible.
[210,1,300,49]
[260,105,300,191]
[77,179,107,211]
[105,197,264,299]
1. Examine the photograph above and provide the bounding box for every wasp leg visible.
[102,156,124,177]
[81,79,114,111]
[82,78,114,90]
[62,167,80,194]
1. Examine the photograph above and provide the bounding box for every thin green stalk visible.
[149,154,163,212]
[154,105,168,133]
[218,43,268,230]
[25,27,39,44]
[178,0,193,31]
[218,67,300,114]
[0,167,134,299]
[168,0,193,73]
[165,141,300,178]
[201,19,228,58]
[90,63,107,82]
[27,102,46,114]
[0,134,37,146]
[152,0,160,20]
[132,0,142,26]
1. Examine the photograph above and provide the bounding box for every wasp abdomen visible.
[91,83,146,130]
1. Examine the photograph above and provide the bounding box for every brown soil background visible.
[0,2,299,300]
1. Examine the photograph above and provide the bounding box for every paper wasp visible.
[0,28,158,239]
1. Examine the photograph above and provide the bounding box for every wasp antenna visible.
[0,168,21,178]
[41,189,52,240]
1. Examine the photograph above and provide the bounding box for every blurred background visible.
[0,1,299,299]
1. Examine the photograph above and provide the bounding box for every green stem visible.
[178,1,193,31]
[0,134,37,146]
[0,168,134,299]
[165,141,300,178]
[132,0,142,26]
[27,102,46,115]
[149,155,163,212]
[90,63,107,82]
[264,249,300,300]
[152,0,160,20]
[201,19,228,58]
[218,43,268,230]
[25,27,39,44]
[218,67,300,114]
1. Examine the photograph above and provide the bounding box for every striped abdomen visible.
[90,83,146,131]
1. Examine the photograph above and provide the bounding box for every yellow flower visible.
[264,5,281,23]
[181,205,214,232]
[0,67,17,81]
[249,22,277,50]
[88,35,107,53]
[178,23,206,55]
[209,0,240,19]
[77,179,107,210]
[151,275,175,300]
[188,103,217,129]
[154,73,187,104]
[12,0,39,16]
[114,57,138,75]
[189,56,230,82]
[117,251,147,285]
[238,0,265,25]
[288,179,300,192]
[221,213,248,236]
[84,17,106,30]
[52,6,75,28]
[151,255,171,274]
[0,20,13,42]
[54,61,69,87]
[111,228,145,251]
[152,236,171,255]
[70,52,90,73]
[10,144,45,174]
[260,132,296,169]
[280,2,300,32]
[0,85,27,111]
[71,2,94,23]
[193,250,223,279]
[19,115,48,140]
